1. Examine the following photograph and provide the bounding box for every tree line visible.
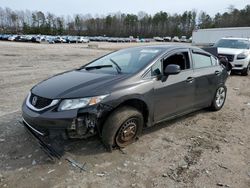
[0,5,250,37]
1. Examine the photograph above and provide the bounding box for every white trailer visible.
[192,27,250,46]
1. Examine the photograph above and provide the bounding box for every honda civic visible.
[22,45,228,149]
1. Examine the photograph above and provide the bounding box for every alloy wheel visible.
[215,87,226,108]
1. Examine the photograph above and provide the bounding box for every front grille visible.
[218,54,235,62]
[29,93,52,109]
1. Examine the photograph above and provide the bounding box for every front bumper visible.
[22,101,78,134]
[22,117,46,136]
[21,117,64,159]
[22,100,113,138]
[231,58,249,71]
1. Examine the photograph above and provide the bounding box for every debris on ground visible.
[18,168,23,171]
[247,171,250,177]
[119,148,127,155]
[0,173,4,182]
[217,164,228,170]
[32,160,37,166]
[162,173,168,177]
[131,183,137,187]
[216,183,230,187]
[96,172,106,177]
[66,157,86,172]
[239,141,244,145]
[48,169,55,174]
[0,138,5,142]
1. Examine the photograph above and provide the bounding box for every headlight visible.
[237,52,248,60]
[58,95,109,111]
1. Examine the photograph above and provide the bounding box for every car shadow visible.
[0,109,211,171]
[66,109,211,157]
[142,109,209,136]
[230,72,243,76]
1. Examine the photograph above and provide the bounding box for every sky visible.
[1,0,249,17]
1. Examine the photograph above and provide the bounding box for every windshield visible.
[84,47,164,74]
[214,39,250,49]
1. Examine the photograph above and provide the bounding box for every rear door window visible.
[192,53,212,69]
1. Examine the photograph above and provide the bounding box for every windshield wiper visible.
[85,65,112,70]
[110,58,122,74]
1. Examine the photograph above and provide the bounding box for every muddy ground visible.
[0,41,249,188]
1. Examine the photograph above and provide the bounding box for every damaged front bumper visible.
[22,101,113,139]
[21,119,62,159]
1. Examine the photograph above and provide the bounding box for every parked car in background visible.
[53,36,66,43]
[172,36,180,42]
[66,36,78,43]
[46,36,56,44]
[14,35,32,42]
[180,36,187,42]
[140,38,151,43]
[154,37,164,42]
[164,36,171,42]
[131,38,140,43]
[35,36,46,43]
[22,45,228,150]
[214,37,250,76]
[8,35,17,41]
[188,37,192,43]
[77,37,90,43]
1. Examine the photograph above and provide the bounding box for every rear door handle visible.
[186,77,194,83]
[215,71,221,75]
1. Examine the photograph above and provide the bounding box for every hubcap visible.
[215,87,226,107]
[116,118,138,147]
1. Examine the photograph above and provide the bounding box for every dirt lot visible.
[0,41,249,188]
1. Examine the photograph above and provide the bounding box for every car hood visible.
[218,48,247,55]
[31,70,128,99]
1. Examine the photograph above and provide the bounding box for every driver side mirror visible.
[164,64,181,75]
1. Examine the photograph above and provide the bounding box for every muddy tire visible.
[102,106,143,150]
[210,85,227,111]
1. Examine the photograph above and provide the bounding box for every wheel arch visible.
[99,98,150,134]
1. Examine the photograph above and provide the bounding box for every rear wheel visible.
[102,106,143,150]
[210,86,227,111]
[241,63,250,76]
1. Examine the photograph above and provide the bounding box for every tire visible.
[102,106,143,150]
[210,85,227,111]
[241,63,250,76]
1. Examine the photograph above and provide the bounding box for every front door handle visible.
[186,77,194,83]
[215,70,221,75]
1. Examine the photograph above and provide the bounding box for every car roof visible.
[126,44,197,51]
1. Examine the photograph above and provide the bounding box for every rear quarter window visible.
[211,56,218,66]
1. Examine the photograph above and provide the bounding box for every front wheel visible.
[102,106,143,150]
[210,85,227,111]
[241,63,250,76]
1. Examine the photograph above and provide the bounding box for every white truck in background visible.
[192,27,250,46]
